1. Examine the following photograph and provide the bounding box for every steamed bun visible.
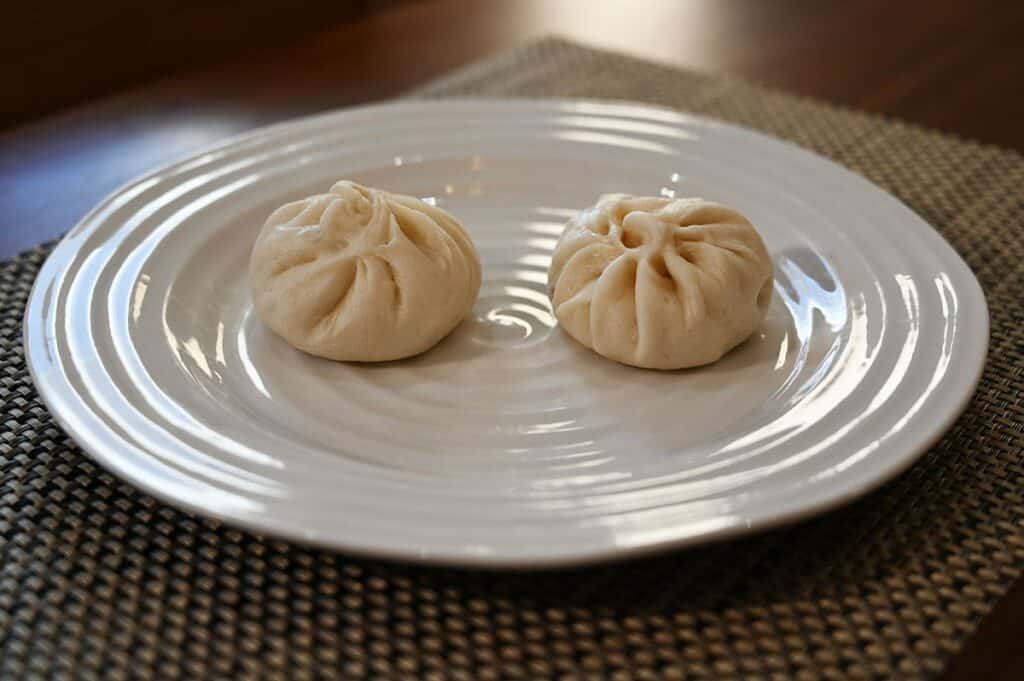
[249,181,481,362]
[548,194,773,370]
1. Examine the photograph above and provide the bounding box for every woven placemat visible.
[3,38,1023,681]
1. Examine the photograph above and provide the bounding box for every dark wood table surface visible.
[3,1,1022,678]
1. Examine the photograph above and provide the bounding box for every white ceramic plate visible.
[25,99,988,567]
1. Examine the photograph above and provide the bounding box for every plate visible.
[24,99,988,567]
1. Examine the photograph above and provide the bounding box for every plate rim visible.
[23,97,990,568]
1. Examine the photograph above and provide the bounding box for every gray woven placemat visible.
[3,37,1023,681]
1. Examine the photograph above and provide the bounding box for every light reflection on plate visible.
[24,100,988,567]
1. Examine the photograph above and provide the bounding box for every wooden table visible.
[3,1,1022,678]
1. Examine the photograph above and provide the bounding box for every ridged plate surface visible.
[24,100,988,567]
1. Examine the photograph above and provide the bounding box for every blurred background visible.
[7,0,1023,144]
